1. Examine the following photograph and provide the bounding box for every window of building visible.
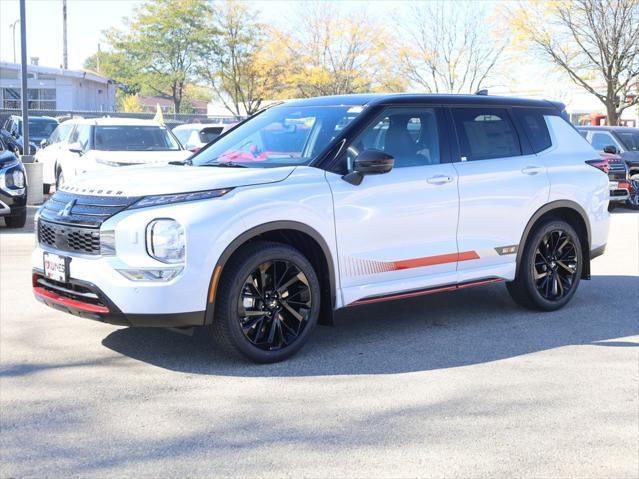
[452,108,521,161]
[1,88,56,110]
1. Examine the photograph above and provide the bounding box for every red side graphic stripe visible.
[392,250,479,269]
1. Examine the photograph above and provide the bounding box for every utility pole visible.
[9,19,19,63]
[62,0,68,69]
[20,0,29,155]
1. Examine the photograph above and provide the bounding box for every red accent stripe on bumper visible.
[33,286,110,314]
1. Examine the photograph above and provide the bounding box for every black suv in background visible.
[0,115,59,155]
[0,137,27,228]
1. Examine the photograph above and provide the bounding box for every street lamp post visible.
[19,0,29,155]
[9,19,19,63]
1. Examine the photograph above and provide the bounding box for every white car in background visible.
[172,123,228,152]
[35,119,76,193]
[46,118,191,188]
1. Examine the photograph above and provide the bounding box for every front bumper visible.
[32,269,204,327]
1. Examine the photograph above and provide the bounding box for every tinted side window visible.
[513,109,552,153]
[345,107,441,170]
[590,132,619,151]
[452,108,521,161]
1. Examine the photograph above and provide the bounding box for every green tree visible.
[83,50,140,95]
[105,0,212,114]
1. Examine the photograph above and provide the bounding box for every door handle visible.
[427,175,453,185]
[521,166,543,175]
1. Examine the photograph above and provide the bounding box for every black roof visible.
[283,93,560,110]
[576,125,639,133]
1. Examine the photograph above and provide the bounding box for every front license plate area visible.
[43,252,68,283]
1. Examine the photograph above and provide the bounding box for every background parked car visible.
[53,118,191,188]
[0,137,27,228]
[172,123,226,152]
[34,119,77,194]
[578,126,639,210]
[0,115,59,155]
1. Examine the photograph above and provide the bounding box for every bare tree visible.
[398,1,505,94]
[509,0,639,125]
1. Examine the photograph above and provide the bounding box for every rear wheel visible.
[507,219,583,311]
[43,184,51,195]
[210,241,321,363]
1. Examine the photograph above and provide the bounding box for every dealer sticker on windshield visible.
[43,252,68,283]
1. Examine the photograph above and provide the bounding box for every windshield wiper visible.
[202,161,248,168]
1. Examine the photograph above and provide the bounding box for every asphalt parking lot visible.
[1,207,638,478]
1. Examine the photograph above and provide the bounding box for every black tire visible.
[55,169,64,189]
[4,210,27,228]
[43,184,51,195]
[608,202,616,211]
[210,241,321,363]
[507,219,583,311]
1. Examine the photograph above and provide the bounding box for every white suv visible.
[37,118,190,190]
[32,94,610,363]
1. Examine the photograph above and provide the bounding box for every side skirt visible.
[347,278,504,307]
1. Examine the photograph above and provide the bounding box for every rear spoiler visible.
[547,100,570,122]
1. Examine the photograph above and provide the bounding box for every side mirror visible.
[603,145,618,155]
[40,139,49,149]
[68,142,83,155]
[343,149,394,185]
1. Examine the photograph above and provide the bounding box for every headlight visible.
[146,219,185,264]
[11,169,25,188]
[130,188,232,209]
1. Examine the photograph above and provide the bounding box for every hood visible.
[92,150,192,166]
[59,164,296,196]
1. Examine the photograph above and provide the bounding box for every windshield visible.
[173,128,197,145]
[93,125,181,151]
[192,105,363,167]
[616,130,639,152]
[28,119,58,138]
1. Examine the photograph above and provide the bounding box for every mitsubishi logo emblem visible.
[59,199,76,217]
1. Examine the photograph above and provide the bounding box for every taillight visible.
[618,180,631,190]
[586,158,609,174]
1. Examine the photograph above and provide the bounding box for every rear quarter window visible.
[513,108,553,153]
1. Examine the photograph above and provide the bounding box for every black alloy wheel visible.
[533,229,578,302]
[507,219,583,311]
[210,241,321,363]
[238,260,312,351]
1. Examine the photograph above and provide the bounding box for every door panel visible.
[451,107,550,275]
[327,106,460,305]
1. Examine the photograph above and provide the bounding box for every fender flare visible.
[203,221,337,326]
[515,200,592,279]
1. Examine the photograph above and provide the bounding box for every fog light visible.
[117,267,183,282]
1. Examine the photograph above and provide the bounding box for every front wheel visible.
[507,219,583,311]
[210,241,321,363]
[55,169,65,190]
[4,209,27,228]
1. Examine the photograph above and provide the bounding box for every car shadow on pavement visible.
[101,274,639,377]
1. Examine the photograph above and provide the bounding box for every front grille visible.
[39,220,101,255]
[39,191,141,228]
